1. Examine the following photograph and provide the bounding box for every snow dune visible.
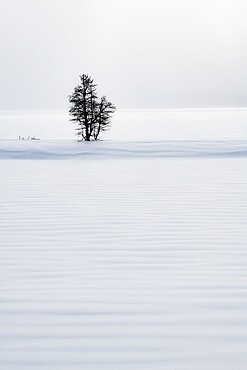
[1,109,247,369]
[0,139,247,159]
[1,142,247,369]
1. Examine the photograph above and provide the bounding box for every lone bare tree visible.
[69,75,116,141]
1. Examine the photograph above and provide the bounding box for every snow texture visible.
[0,140,247,159]
[0,109,247,369]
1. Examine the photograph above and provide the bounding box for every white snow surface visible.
[1,109,247,369]
[0,140,247,159]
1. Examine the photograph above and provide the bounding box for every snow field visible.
[1,152,247,369]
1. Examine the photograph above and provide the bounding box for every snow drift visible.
[1,153,247,370]
[0,139,247,159]
[1,108,247,369]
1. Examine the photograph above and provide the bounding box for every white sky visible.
[1,0,247,109]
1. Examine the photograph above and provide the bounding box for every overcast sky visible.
[1,0,247,109]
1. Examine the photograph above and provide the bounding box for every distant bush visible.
[69,75,116,141]
[18,136,40,140]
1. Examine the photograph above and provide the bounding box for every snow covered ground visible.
[0,108,247,141]
[1,109,247,369]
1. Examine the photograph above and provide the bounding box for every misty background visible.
[1,0,247,110]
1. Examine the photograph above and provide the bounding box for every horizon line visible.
[1,106,247,113]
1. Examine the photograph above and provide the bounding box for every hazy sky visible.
[1,0,247,109]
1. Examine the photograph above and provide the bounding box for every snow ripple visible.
[0,140,247,159]
[1,153,247,369]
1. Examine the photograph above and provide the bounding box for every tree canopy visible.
[69,75,116,141]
